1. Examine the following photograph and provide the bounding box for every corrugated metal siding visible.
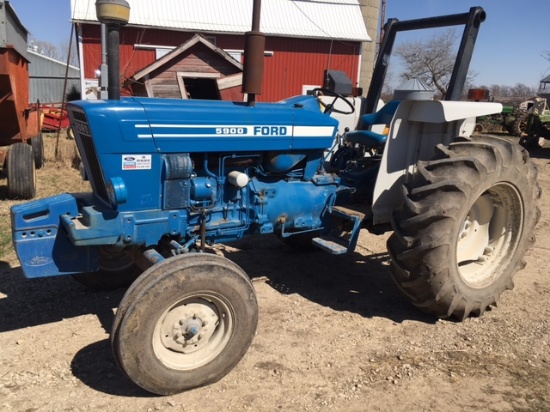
[1,2,29,58]
[71,0,370,41]
[27,51,80,103]
[28,51,79,78]
[29,78,81,103]
[262,37,360,102]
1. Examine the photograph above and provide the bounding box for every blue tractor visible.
[10,2,540,395]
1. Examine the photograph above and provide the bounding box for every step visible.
[311,204,369,255]
[312,235,349,255]
[331,205,369,221]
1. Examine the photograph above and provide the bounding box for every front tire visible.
[388,136,540,320]
[111,254,258,395]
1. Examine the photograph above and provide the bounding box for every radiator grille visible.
[69,107,111,206]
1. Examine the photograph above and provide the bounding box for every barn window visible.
[134,44,175,60]
[204,36,217,45]
[224,49,274,63]
[226,51,243,63]
[155,48,173,59]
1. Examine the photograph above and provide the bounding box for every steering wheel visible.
[312,88,355,115]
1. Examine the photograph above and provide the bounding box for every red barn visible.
[70,0,371,102]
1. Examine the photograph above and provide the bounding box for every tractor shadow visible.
[0,232,435,335]
[0,261,150,396]
[68,234,437,397]
[0,170,8,199]
[1,233,436,397]
[0,260,123,334]
[216,235,437,325]
[527,144,550,161]
[70,339,153,398]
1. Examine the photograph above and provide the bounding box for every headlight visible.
[107,177,128,205]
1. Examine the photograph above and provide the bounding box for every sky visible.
[7,0,550,89]
[384,0,550,89]
[9,0,73,45]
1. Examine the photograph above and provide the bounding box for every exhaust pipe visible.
[242,0,265,106]
[95,0,130,100]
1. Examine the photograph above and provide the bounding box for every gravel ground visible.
[1,140,549,412]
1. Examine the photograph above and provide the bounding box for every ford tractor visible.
[10,2,540,395]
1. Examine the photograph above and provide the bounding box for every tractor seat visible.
[345,100,400,147]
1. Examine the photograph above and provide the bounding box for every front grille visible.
[69,107,111,206]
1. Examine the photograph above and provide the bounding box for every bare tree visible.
[380,68,395,102]
[510,83,536,98]
[488,84,511,99]
[395,29,475,99]
[472,83,536,102]
[29,38,61,60]
[28,36,79,67]
[60,40,80,67]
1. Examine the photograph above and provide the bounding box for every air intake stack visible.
[95,0,130,100]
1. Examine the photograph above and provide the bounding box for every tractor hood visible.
[69,96,339,154]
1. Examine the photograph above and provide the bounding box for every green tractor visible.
[469,89,523,135]
[473,104,521,135]
[514,75,550,148]
[515,97,550,148]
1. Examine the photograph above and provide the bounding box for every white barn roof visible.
[70,0,371,42]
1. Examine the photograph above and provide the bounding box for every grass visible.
[0,132,90,262]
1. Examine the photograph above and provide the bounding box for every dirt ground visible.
[1,137,550,412]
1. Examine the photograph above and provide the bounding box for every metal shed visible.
[27,50,80,103]
[0,0,27,57]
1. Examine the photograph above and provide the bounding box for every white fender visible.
[372,100,503,225]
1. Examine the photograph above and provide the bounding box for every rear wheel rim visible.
[457,183,523,288]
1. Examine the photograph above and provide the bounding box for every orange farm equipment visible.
[0,47,44,199]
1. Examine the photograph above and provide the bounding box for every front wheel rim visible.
[153,292,234,371]
[456,183,523,288]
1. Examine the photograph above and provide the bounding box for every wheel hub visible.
[151,288,238,372]
[457,194,493,264]
[160,302,219,354]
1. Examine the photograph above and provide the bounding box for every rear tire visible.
[513,113,528,137]
[111,254,258,395]
[30,133,45,169]
[7,143,36,199]
[387,136,540,320]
